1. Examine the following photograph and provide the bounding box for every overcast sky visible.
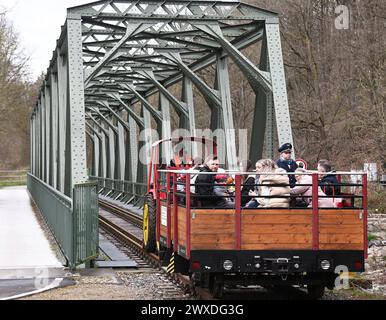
[0,0,235,81]
[0,0,98,80]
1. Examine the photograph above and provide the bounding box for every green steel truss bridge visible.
[28,0,294,269]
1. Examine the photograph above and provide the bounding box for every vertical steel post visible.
[50,72,59,189]
[40,95,46,182]
[136,104,152,192]
[159,93,172,165]
[30,117,34,175]
[44,83,51,185]
[181,77,198,159]
[57,47,68,194]
[64,17,88,196]
[93,133,100,177]
[250,35,272,162]
[116,121,125,180]
[216,54,238,170]
[266,21,295,155]
[107,122,116,179]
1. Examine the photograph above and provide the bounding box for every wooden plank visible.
[319,209,361,215]
[241,233,312,244]
[320,243,364,250]
[320,234,363,244]
[191,209,235,215]
[192,225,235,234]
[243,224,312,234]
[319,215,363,225]
[243,215,312,224]
[242,209,311,215]
[191,233,236,245]
[191,243,236,250]
[320,225,364,234]
[191,215,235,225]
[242,244,313,250]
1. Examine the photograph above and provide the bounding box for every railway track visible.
[98,199,214,299]
[98,198,349,300]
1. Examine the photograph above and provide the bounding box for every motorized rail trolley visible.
[143,137,368,299]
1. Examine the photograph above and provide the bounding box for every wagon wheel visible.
[143,194,157,253]
[209,275,224,299]
[307,284,325,300]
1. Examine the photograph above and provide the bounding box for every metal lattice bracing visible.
[30,0,294,202]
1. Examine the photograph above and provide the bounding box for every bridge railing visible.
[28,174,99,269]
[90,176,147,207]
[0,170,28,187]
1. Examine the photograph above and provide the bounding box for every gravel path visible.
[22,272,193,301]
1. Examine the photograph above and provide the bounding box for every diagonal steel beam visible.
[105,93,145,129]
[86,122,103,141]
[135,69,189,118]
[160,52,221,107]
[85,23,153,88]
[96,100,134,132]
[120,83,163,123]
[86,114,110,137]
[89,107,119,135]
[195,23,272,93]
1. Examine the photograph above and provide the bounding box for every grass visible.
[0,170,27,188]
[368,233,379,242]
[0,181,27,188]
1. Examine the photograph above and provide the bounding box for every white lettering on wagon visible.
[161,206,168,227]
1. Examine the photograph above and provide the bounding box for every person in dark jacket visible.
[276,143,298,187]
[195,156,220,207]
[239,160,255,207]
[318,160,341,196]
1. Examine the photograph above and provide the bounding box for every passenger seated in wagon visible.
[317,160,341,196]
[213,174,235,208]
[194,156,222,208]
[246,159,291,209]
[290,168,334,208]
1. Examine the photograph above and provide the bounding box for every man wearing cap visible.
[276,143,298,187]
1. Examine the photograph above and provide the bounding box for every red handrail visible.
[173,173,179,253]
[166,172,172,248]
[312,173,319,250]
[185,173,191,259]
[363,174,368,259]
[235,175,242,250]
[155,166,161,246]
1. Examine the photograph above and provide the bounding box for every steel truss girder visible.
[96,99,142,130]
[87,114,110,137]
[195,23,272,93]
[31,1,295,207]
[127,27,265,106]
[68,1,277,21]
[106,93,146,128]
[160,52,221,107]
[86,122,103,141]
[85,22,153,88]
[135,69,189,118]
[120,83,163,123]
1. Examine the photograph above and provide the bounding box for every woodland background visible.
[0,0,384,172]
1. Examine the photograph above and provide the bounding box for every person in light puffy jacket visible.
[258,167,291,208]
[290,168,334,208]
